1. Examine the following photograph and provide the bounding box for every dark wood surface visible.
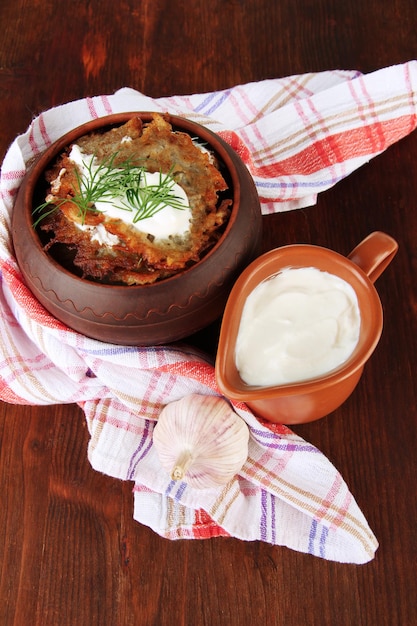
[1,1,416,624]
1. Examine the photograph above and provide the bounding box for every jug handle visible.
[347,231,398,284]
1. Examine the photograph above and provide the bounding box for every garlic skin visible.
[152,394,250,490]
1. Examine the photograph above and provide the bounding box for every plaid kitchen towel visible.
[2,61,416,563]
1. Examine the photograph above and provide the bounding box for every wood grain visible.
[1,1,417,624]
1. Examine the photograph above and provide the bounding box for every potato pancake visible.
[37,114,232,285]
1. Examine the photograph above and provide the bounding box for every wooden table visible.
[1,1,416,624]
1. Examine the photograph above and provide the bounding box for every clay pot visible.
[11,112,262,345]
[215,231,398,424]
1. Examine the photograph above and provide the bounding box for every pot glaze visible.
[12,112,262,345]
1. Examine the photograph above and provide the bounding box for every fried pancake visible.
[38,114,232,285]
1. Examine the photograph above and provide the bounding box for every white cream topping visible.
[50,167,66,194]
[78,222,120,246]
[68,145,192,242]
[235,267,361,386]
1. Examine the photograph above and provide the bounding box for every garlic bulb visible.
[152,394,250,490]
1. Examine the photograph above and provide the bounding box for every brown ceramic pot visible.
[11,112,262,345]
[215,231,398,424]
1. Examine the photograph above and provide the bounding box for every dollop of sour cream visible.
[235,267,361,386]
[69,145,192,241]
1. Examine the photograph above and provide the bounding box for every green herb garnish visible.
[121,167,186,222]
[33,151,186,227]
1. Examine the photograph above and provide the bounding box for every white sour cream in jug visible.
[235,267,361,386]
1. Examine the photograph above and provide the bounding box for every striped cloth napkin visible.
[1,61,416,563]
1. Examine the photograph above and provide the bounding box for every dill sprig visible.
[33,150,186,227]
[121,167,186,222]
[71,152,134,214]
